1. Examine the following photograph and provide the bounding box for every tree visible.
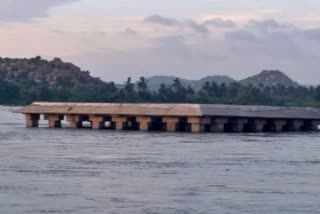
[56,76,75,88]
[123,77,137,102]
[137,77,148,91]
[157,83,173,102]
[137,77,151,101]
[0,79,20,104]
[315,86,320,101]
[30,56,42,64]
[171,78,188,102]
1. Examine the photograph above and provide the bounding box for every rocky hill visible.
[0,56,105,88]
[239,70,299,88]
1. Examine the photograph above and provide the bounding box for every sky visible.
[1,0,320,84]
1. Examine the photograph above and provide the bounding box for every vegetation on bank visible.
[1,76,320,107]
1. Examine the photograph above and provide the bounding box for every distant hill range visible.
[145,70,300,91]
[145,75,236,91]
[0,56,300,91]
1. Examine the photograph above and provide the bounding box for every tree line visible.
[1,76,320,107]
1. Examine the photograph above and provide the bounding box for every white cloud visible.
[204,18,236,28]
[144,15,180,26]
[0,0,77,22]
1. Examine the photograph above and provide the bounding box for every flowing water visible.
[0,106,320,214]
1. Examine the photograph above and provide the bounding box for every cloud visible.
[144,15,210,34]
[186,20,209,33]
[144,15,180,26]
[0,0,77,22]
[124,28,137,35]
[225,19,304,59]
[204,18,236,28]
[226,32,303,59]
[246,19,295,31]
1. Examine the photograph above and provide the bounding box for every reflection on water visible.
[0,107,320,213]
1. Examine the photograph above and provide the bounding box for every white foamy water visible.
[0,106,320,214]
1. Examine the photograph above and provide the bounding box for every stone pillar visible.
[25,114,40,128]
[47,114,63,128]
[136,116,152,131]
[188,117,210,133]
[211,118,228,132]
[89,115,104,129]
[231,119,248,133]
[66,115,82,128]
[252,119,267,132]
[291,120,304,132]
[163,117,180,132]
[112,116,127,130]
[272,120,286,132]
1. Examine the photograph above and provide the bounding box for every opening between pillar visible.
[66,115,91,129]
[301,120,320,131]
[283,120,304,132]
[25,113,40,128]
[224,118,248,133]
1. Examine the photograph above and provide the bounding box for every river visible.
[0,106,320,213]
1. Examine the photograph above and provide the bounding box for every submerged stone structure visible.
[16,102,320,133]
